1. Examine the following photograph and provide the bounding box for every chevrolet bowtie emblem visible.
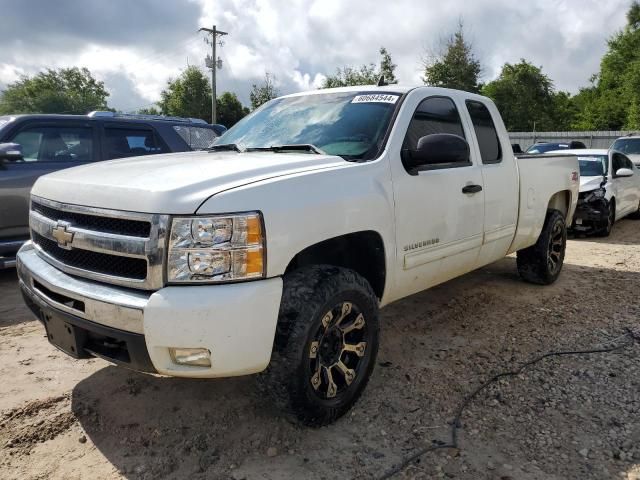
[51,222,74,249]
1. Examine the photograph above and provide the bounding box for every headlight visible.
[167,212,264,283]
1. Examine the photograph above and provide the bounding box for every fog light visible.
[169,348,211,367]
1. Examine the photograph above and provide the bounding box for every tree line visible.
[1,1,639,131]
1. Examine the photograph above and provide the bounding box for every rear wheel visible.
[517,209,567,285]
[259,265,380,426]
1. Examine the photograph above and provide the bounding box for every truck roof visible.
[280,84,493,103]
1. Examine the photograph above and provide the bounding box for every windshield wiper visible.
[247,144,326,155]
[207,143,245,153]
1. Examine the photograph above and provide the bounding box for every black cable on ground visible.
[377,328,640,480]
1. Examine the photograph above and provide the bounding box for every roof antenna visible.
[377,75,387,87]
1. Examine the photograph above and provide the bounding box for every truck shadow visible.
[70,258,640,479]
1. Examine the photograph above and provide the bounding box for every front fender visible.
[196,159,397,299]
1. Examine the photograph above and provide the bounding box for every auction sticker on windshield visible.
[351,94,399,104]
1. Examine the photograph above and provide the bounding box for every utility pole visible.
[199,25,228,124]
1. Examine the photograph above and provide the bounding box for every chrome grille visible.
[29,196,169,290]
[32,201,151,237]
[32,232,148,280]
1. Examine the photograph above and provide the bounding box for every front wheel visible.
[259,265,380,426]
[629,199,640,220]
[596,199,615,237]
[517,209,567,285]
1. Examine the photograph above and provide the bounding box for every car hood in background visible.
[579,175,606,193]
[31,150,348,213]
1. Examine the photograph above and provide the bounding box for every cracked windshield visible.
[216,92,399,159]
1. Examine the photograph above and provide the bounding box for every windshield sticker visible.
[351,94,399,104]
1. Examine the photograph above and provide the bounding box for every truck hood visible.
[579,175,606,193]
[32,150,347,213]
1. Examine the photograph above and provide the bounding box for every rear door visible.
[390,93,485,297]
[0,119,97,242]
[464,100,518,266]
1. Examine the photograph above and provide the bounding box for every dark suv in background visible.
[0,112,226,267]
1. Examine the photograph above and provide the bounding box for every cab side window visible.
[466,100,502,164]
[402,96,468,172]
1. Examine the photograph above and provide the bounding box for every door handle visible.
[462,184,483,194]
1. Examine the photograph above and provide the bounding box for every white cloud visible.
[0,0,631,110]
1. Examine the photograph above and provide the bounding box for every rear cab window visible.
[465,100,501,164]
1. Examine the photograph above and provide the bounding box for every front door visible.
[390,94,485,298]
[612,152,636,216]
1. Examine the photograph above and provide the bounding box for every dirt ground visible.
[1,220,640,480]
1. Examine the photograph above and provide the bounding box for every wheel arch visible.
[284,230,387,300]
[547,190,571,219]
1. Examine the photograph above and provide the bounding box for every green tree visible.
[379,47,397,84]
[628,1,640,28]
[0,67,109,114]
[321,46,397,88]
[573,2,640,130]
[158,66,211,121]
[137,106,161,115]
[423,22,481,93]
[482,59,557,131]
[322,64,377,88]
[216,91,249,127]
[550,91,580,131]
[249,72,279,110]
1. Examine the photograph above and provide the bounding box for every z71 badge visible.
[403,238,440,252]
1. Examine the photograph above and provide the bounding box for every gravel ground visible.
[1,219,639,480]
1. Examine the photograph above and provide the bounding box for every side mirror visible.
[0,143,23,162]
[615,167,634,178]
[402,134,470,171]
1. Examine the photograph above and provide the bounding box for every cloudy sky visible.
[0,0,631,112]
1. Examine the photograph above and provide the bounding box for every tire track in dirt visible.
[1,394,76,456]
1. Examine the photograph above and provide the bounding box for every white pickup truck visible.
[17,85,579,426]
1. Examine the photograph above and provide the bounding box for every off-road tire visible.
[258,265,380,427]
[516,209,567,285]
[596,199,615,237]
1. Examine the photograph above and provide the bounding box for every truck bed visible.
[509,154,579,254]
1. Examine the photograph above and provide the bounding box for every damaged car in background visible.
[551,149,640,236]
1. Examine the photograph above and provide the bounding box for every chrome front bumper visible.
[17,242,149,334]
[17,241,284,378]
